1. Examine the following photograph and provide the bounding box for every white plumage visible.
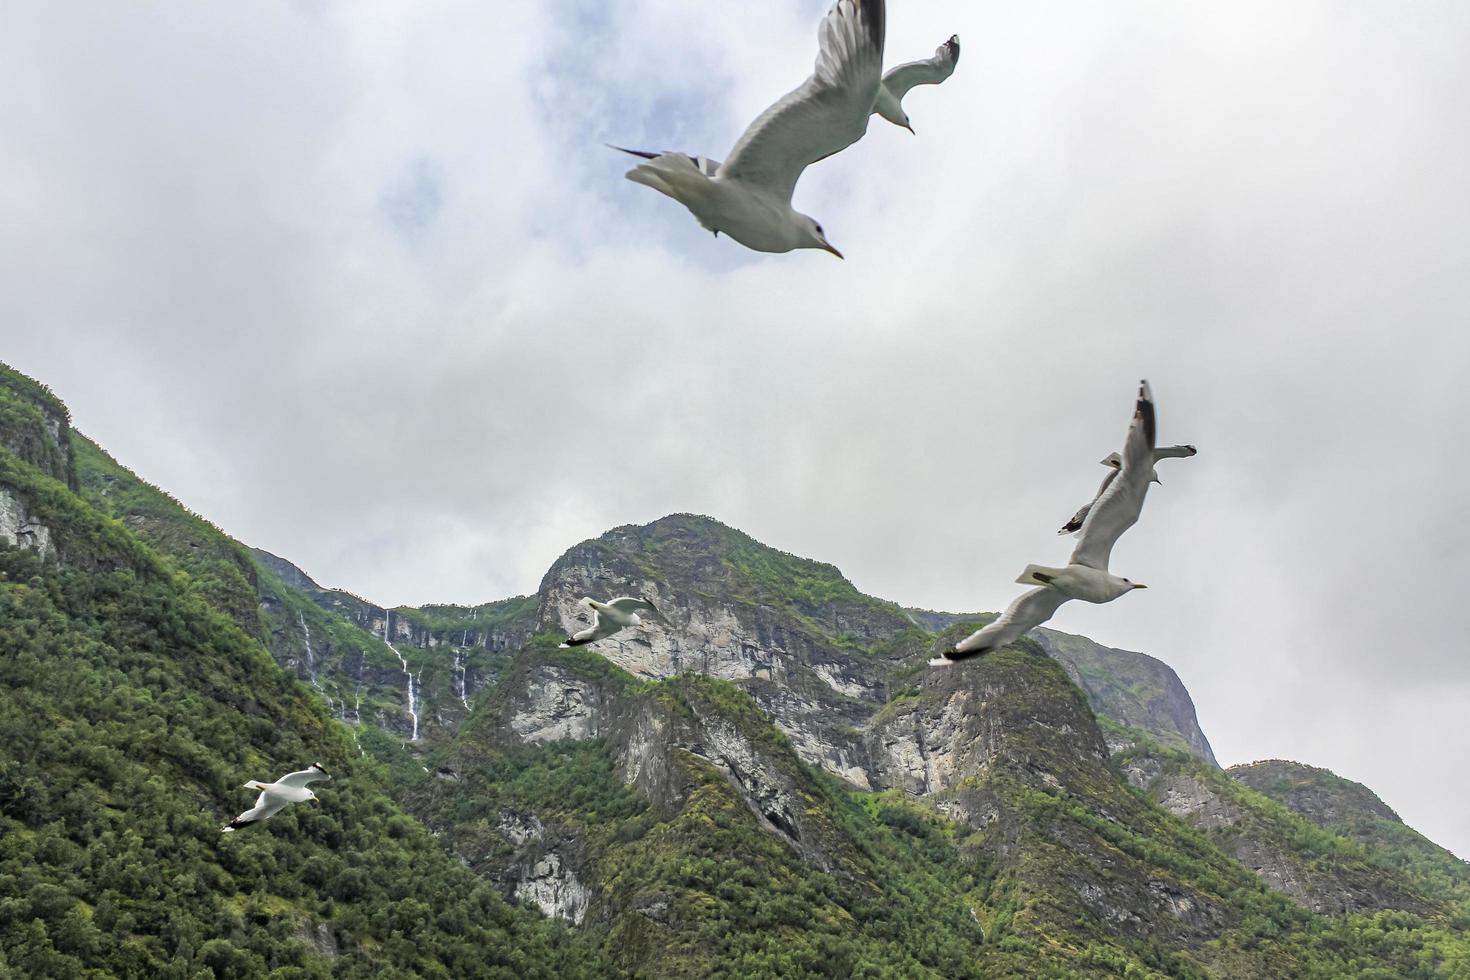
[221,763,330,832]
[873,35,961,132]
[560,596,666,648]
[1058,444,1197,535]
[611,0,885,256]
[933,381,1175,665]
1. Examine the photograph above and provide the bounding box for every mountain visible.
[0,364,604,976]
[4,358,1468,977]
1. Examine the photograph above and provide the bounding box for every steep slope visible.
[418,625,1470,977]
[1232,760,1470,913]
[0,364,602,976]
[909,607,1216,765]
[251,547,535,745]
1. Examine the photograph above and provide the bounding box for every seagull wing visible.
[276,767,329,789]
[561,608,610,647]
[606,597,652,614]
[1153,444,1197,460]
[1058,467,1120,536]
[223,790,288,832]
[881,35,960,99]
[1070,381,1157,571]
[933,587,1068,663]
[717,0,885,203]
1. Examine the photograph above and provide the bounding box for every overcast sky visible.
[4,1,1469,858]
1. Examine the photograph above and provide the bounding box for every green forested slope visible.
[0,380,602,977]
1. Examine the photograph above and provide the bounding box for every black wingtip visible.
[860,0,885,54]
[942,643,990,663]
[1135,380,1157,449]
[947,35,960,61]
[605,143,659,161]
[562,636,595,647]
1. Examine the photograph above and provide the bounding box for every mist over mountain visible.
[4,360,1468,976]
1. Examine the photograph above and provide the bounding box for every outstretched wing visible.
[881,35,960,99]
[1058,467,1120,535]
[561,607,607,647]
[606,597,653,614]
[932,587,1068,664]
[1153,444,1197,460]
[276,766,329,789]
[223,790,286,832]
[1070,381,1156,571]
[718,0,885,202]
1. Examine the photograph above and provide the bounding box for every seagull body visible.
[222,763,330,832]
[613,0,885,256]
[1058,444,1197,535]
[934,381,1164,665]
[561,597,665,648]
[873,35,960,132]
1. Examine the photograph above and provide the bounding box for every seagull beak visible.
[903,122,915,135]
[1151,475,1163,485]
[821,242,844,259]
[1132,583,1148,589]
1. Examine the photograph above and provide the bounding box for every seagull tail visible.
[1016,564,1061,587]
[623,153,708,204]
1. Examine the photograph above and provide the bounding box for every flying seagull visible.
[561,597,666,648]
[933,381,1168,665]
[221,763,330,832]
[873,35,961,133]
[1058,444,1197,535]
[610,0,885,256]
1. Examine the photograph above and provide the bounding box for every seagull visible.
[873,35,961,133]
[610,0,885,256]
[1058,444,1197,535]
[933,381,1166,665]
[221,763,330,832]
[560,597,666,648]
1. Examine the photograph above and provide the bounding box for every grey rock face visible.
[0,488,55,560]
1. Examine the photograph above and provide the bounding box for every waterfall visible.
[383,610,419,741]
[453,648,470,710]
[299,611,336,715]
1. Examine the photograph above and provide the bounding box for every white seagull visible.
[933,381,1167,665]
[873,35,961,133]
[1058,444,1197,535]
[560,597,666,648]
[221,763,330,832]
[611,0,885,257]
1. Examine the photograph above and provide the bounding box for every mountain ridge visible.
[4,359,1467,977]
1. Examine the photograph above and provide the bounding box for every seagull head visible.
[798,215,843,259]
[1122,578,1147,591]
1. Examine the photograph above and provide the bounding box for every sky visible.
[3,1,1469,858]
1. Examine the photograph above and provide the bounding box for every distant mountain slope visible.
[907,608,1217,765]
[1232,760,1470,911]
[0,363,602,976]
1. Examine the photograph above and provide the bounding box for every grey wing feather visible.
[881,35,959,98]
[1070,381,1156,570]
[606,597,652,613]
[719,0,885,202]
[1153,444,1197,460]
[946,587,1068,659]
[570,608,605,642]
[1059,467,1119,535]
[225,791,286,830]
[276,768,329,788]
